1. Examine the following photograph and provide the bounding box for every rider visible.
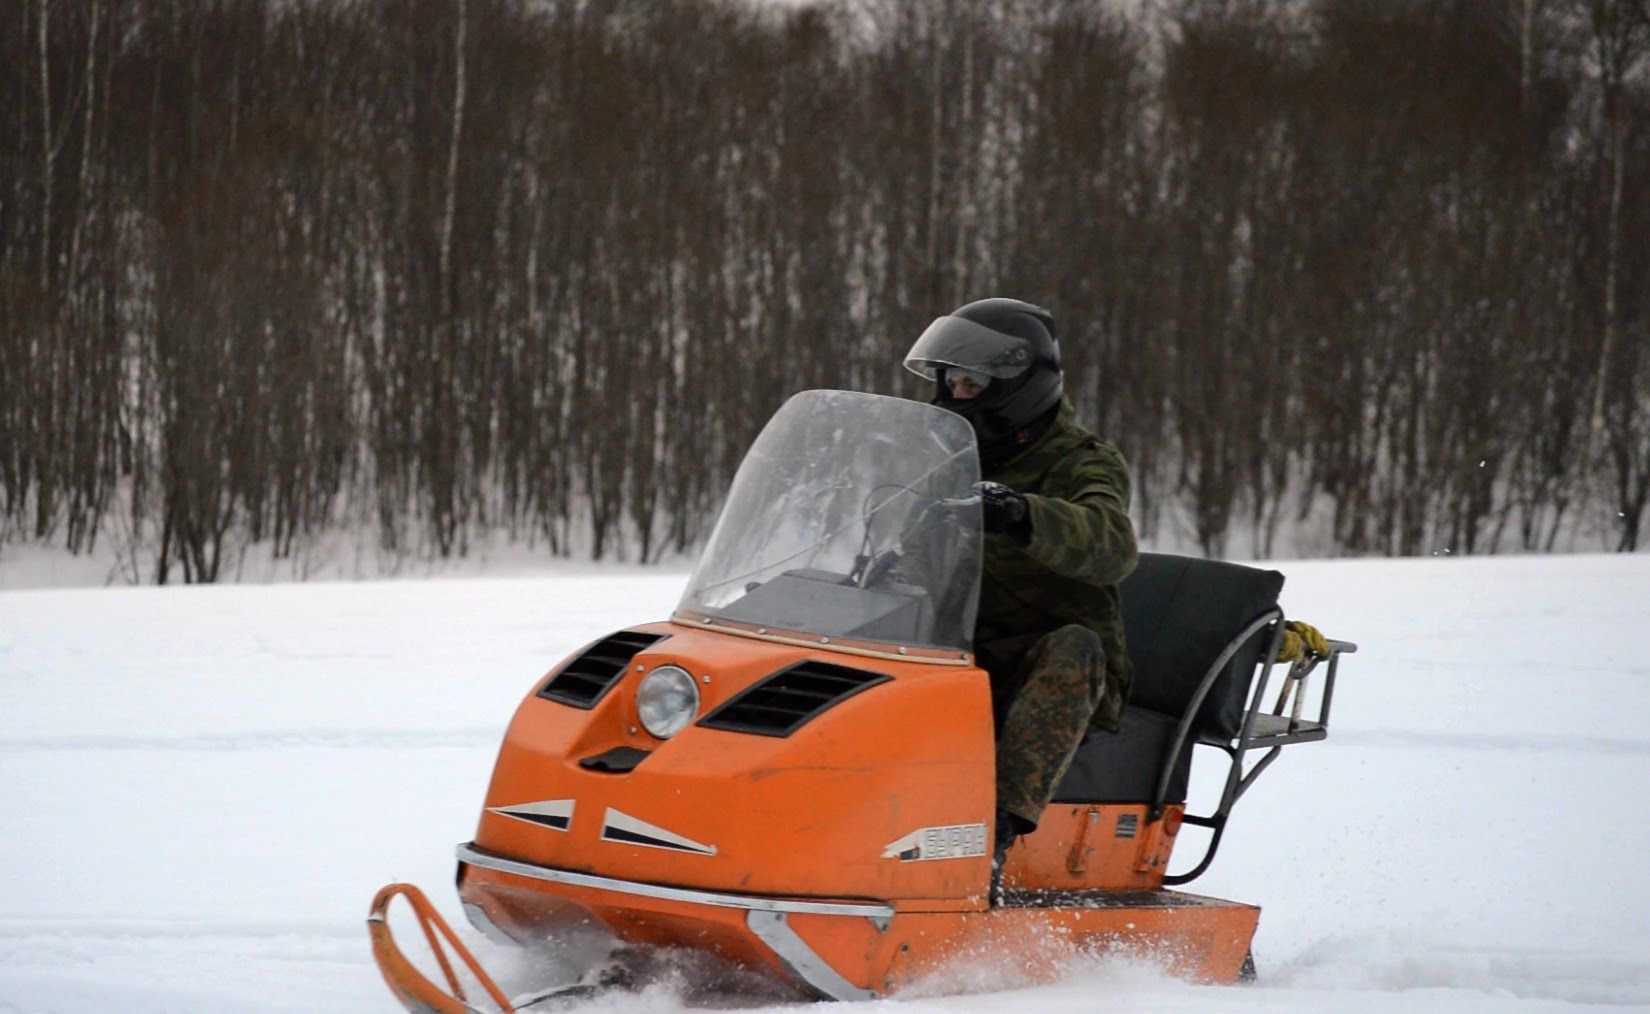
[902,298,1138,896]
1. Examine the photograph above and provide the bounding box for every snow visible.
[3,555,1649,1012]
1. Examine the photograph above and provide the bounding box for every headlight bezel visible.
[635,664,701,739]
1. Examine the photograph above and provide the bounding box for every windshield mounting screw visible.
[820,637,830,644]
[898,647,907,655]
[635,663,645,671]
[757,628,767,635]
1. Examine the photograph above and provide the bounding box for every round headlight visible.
[636,665,700,739]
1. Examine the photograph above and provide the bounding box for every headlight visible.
[636,665,700,739]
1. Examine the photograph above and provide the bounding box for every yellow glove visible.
[1275,620,1330,662]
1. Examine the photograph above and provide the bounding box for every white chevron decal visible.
[488,798,575,831]
[602,808,717,855]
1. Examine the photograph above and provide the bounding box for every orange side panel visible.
[1005,803,1184,892]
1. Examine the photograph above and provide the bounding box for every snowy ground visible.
[2,554,1648,1012]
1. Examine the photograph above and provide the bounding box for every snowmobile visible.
[367,389,1355,1011]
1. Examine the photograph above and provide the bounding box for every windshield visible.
[676,390,981,657]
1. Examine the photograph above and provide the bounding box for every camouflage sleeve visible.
[1019,442,1138,587]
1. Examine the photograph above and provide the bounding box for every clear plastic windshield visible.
[677,390,982,655]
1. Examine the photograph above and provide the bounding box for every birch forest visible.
[3,0,1648,582]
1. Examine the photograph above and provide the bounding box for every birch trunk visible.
[924,24,942,304]
[1586,121,1623,455]
[1520,0,1536,107]
[67,0,101,296]
[439,0,468,325]
[950,15,975,306]
[38,0,53,293]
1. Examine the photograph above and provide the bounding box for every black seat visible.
[1052,553,1284,805]
[1053,705,1193,804]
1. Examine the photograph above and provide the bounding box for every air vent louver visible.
[537,630,667,709]
[698,660,891,737]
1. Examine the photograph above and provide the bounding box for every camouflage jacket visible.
[974,398,1138,732]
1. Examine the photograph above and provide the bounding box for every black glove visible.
[973,481,1030,541]
[857,548,901,588]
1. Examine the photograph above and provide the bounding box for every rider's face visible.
[947,372,986,400]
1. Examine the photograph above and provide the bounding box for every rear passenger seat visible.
[1052,553,1285,806]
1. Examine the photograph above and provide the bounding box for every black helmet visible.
[903,297,1063,466]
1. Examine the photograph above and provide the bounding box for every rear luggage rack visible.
[538,630,668,709]
[698,660,890,737]
[1157,614,1355,885]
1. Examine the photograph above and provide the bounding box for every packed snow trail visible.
[2,557,1648,1011]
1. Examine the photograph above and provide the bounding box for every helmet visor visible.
[902,316,1034,382]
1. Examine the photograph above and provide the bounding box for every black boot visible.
[990,810,1031,908]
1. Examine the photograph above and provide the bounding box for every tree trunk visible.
[67,0,100,297]
[439,0,467,326]
[38,0,53,293]
[1584,115,1624,495]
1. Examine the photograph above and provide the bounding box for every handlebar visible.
[851,494,981,588]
